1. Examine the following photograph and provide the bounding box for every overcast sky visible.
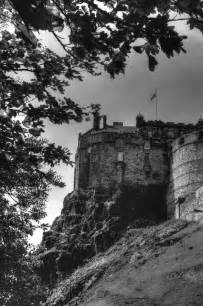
[31,21,203,244]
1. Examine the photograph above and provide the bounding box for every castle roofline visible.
[83,125,138,135]
[80,114,200,140]
[145,120,195,129]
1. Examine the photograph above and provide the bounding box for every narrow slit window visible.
[117,152,124,162]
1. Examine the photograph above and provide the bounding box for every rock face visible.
[44,220,203,306]
[39,185,165,283]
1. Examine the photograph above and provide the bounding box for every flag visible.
[150,89,157,101]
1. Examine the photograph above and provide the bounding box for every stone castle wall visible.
[74,114,203,219]
[167,130,203,218]
[74,129,170,192]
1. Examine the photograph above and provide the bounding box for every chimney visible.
[113,122,123,128]
[93,115,100,130]
[136,113,145,128]
[103,115,107,128]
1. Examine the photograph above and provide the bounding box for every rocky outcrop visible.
[38,185,164,283]
[39,189,118,283]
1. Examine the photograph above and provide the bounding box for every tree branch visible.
[12,68,35,72]
[51,30,78,60]
[168,17,190,22]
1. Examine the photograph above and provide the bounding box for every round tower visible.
[167,130,203,219]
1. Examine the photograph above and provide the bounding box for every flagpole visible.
[155,93,158,121]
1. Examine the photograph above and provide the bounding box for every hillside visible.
[43,219,203,306]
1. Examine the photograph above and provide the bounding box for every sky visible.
[30,21,203,244]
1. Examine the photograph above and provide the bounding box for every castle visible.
[74,113,203,221]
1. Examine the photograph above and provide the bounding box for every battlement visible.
[136,117,196,130]
[90,113,199,138]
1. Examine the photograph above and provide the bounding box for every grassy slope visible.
[45,220,203,306]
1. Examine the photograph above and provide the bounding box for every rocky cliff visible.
[38,185,166,284]
[38,188,203,306]
[43,219,203,306]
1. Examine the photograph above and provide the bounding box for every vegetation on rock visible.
[44,219,197,306]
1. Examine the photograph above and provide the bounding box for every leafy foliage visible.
[0,240,49,306]
[0,21,89,306]
[4,0,203,75]
[0,28,86,205]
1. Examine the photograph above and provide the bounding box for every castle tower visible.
[74,113,202,220]
[167,130,203,220]
[74,115,171,192]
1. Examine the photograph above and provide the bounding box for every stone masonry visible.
[74,113,203,220]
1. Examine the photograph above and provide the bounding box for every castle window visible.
[144,140,151,150]
[179,137,185,145]
[88,147,91,154]
[117,152,124,162]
